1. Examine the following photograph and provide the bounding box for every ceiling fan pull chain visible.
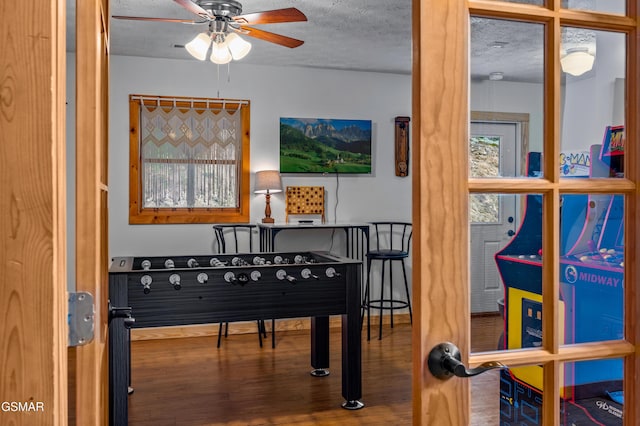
[216,64,220,98]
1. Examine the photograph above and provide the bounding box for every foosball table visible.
[108,251,363,425]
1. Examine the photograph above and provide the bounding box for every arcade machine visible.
[495,132,625,425]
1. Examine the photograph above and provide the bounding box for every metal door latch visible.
[68,292,95,347]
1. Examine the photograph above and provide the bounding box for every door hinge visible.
[68,292,95,347]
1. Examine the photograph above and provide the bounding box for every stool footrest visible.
[363,298,410,310]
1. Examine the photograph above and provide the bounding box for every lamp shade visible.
[226,33,252,60]
[185,32,211,61]
[561,48,595,76]
[210,39,233,64]
[254,170,283,194]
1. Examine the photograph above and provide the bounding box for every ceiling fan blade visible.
[233,8,307,25]
[173,0,213,20]
[240,26,304,48]
[112,15,199,24]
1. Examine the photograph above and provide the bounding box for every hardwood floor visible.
[128,315,503,425]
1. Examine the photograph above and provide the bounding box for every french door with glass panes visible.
[413,1,640,425]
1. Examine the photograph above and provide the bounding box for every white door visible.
[469,122,518,313]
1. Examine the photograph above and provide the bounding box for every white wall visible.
[107,55,412,256]
[561,30,626,152]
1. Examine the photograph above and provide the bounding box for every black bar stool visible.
[213,224,275,348]
[361,222,413,340]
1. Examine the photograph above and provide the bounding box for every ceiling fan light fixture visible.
[185,32,212,61]
[561,47,595,76]
[210,39,233,64]
[114,4,307,62]
[226,33,252,60]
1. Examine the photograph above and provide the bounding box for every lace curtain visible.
[140,103,242,208]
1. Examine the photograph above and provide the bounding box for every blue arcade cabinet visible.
[496,141,624,425]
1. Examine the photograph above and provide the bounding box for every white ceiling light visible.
[185,32,212,61]
[185,30,252,65]
[226,33,252,60]
[561,47,595,76]
[210,37,233,64]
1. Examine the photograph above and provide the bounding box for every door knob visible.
[428,342,505,380]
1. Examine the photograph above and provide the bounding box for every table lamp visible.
[254,170,283,223]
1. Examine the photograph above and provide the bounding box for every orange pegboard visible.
[286,186,325,223]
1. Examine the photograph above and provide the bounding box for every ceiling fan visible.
[113,0,307,63]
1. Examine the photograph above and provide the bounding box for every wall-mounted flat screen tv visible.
[280,117,372,174]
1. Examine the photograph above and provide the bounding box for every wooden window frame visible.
[128,95,251,224]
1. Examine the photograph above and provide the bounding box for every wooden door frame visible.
[73,0,110,424]
[413,1,640,425]
[0,0,68,424]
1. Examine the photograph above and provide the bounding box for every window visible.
[128,95,250,224]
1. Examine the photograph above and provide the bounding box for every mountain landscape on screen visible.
[280,117,372,174]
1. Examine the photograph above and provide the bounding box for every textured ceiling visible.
[66,0,568,82]
[68,0,413,75]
